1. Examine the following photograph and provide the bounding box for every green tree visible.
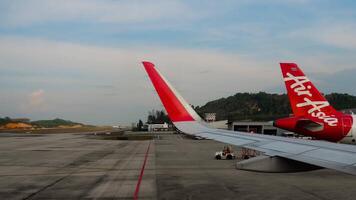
[137,119,144,131]
[147,109,171,124]
[0,117,12,125]
[195,92,356,121]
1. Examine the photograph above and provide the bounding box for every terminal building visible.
[146,122,171,132]
[227,121,284,136]
[203,113,288,136]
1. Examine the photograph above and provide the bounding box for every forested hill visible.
[0,118,83,127]
[31,118,83,128]
[195,92,356,121]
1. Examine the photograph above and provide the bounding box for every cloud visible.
[0,0,314,28]
[0,36,279,123]
[17,89,47,114]
[0,0,355,125]
[313,68,356,94]
[29,89,45,108]
[0,36,354,124]
[0,0,198,27]
[289,23,356,49]
[316,24,356,49]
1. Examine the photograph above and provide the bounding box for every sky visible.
[1,0,356,125]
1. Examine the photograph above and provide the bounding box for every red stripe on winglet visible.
[142,61,194,122]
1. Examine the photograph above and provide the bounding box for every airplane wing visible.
[142,61,356,175]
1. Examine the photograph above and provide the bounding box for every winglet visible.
[142,61,155,69]
[142,61,201,122]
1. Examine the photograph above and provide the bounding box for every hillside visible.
[195,92,356,121]
[0,117,12,126]
[0,117,86,129]
[31,118,83,128]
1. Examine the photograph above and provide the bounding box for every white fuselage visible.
[340,115,356,144]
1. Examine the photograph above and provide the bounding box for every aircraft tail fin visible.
[280,63,338,121]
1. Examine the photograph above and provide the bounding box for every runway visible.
[0,133,156,199]
[0,132,356,199]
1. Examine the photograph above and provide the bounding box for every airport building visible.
[207,120,229,130]
[203,113,290,136]
[228,121,285,136]
[147,122,170,132]
[204,113,217,122]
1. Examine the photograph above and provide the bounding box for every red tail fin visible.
[280,63,338,126]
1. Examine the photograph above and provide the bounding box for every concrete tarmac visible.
[0,133,155,199]
[0,132,356,200]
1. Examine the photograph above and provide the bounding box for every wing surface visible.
[142,61,356,175]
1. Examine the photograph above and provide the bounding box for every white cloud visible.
[0,0,312,28]
[317,24,356,49]
[17,89,47,114]
[289,23,356,49]
[0,36,280,123]
[0,36,354,124]
[29,89,45,108]
[0,0,198,27]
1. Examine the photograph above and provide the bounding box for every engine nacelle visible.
[273,117,299,132]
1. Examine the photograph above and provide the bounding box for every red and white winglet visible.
[142,61,202,122]
[142,61,210,134]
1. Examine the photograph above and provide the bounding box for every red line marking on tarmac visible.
[133,140,151,200]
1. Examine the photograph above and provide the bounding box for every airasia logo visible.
[284,72,338,126]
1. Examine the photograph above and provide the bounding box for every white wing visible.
[142,61,356,175]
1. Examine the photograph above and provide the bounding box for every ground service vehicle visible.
[215,146,236,160]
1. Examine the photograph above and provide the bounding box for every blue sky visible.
[0,0,356,125]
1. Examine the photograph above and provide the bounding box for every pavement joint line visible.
[20,143,121,199]
[133,140,152,200]
[22,173,72,200]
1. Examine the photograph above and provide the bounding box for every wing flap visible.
[301,149,356,165]
[258,141,318,155]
